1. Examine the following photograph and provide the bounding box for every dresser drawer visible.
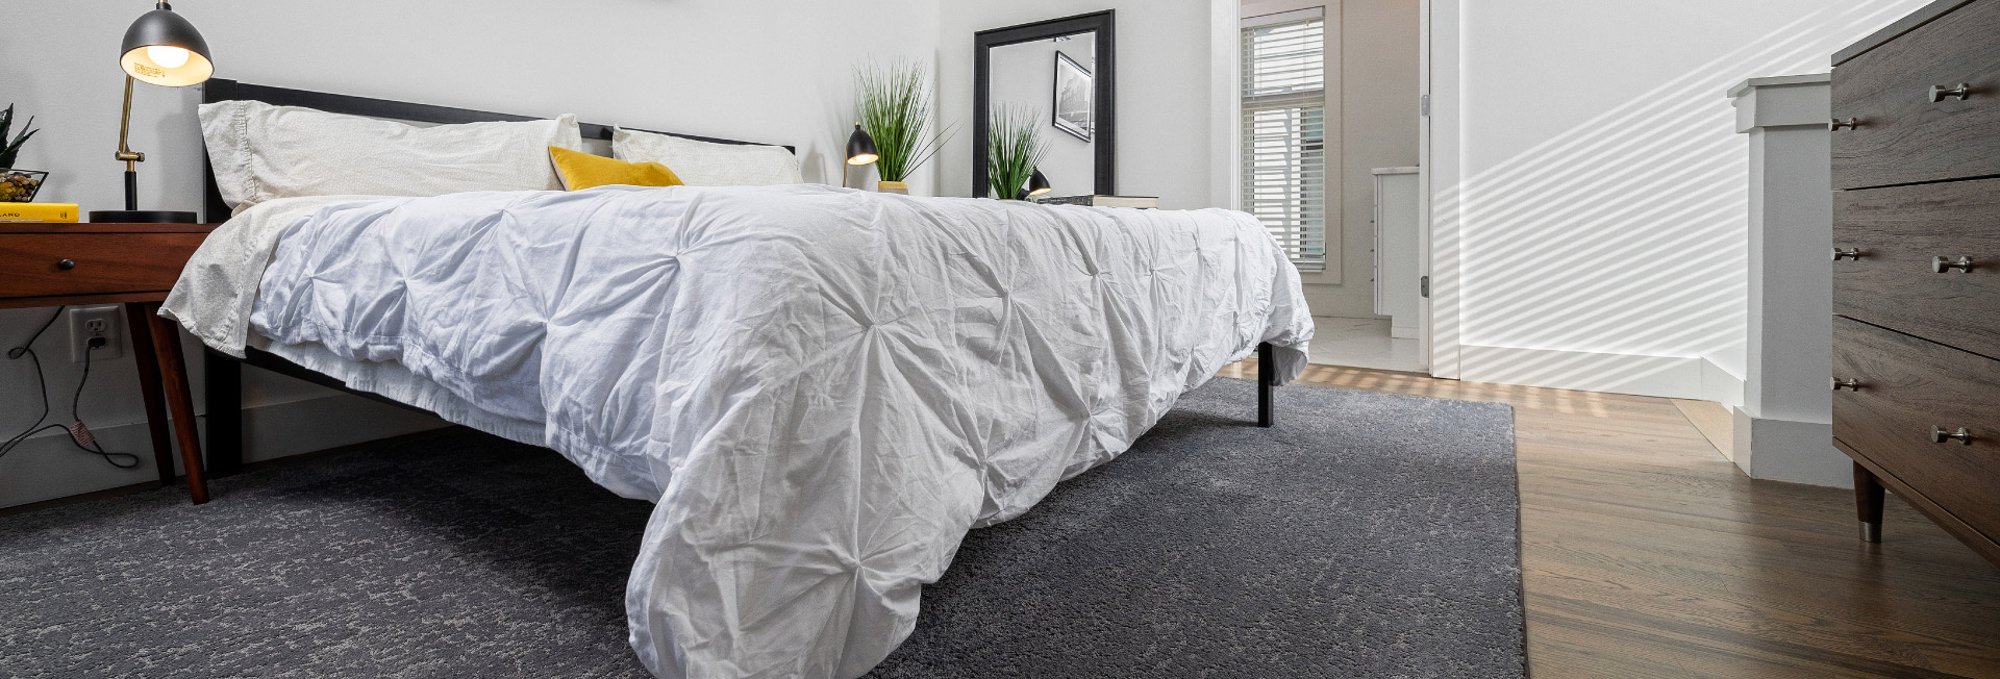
[1833,177,2000,359]
[0,232,204,300]
[1832,0,2000,190]
[1832,316,2000,540]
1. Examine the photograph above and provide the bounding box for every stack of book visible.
[1035,195,1159,209]
[0,202,80,223]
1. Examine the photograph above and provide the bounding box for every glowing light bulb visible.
[146,45,191,69]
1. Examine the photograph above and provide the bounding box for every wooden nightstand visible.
[0,222,217,504]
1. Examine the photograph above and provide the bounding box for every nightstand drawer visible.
[0,232,203,299]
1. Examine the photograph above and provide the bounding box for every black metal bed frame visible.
[194,80,1277,476]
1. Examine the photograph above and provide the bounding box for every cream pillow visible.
[612,128,802,186]
[199,100,583,212]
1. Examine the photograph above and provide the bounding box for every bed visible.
[173,80,1315,679]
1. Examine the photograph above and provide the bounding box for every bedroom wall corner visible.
[1432,0,1935,397]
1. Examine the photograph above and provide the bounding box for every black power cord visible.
[0,306,142,469]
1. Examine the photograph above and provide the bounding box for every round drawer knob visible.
[1932,255,1975,273]
[1929,83,1972,103]
[1832,248,1865,262]
[1931,426,1975,445]
[56,259,76,271]
[1832,377,1863,392]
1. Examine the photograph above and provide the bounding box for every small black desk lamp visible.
[843,124,878,189]
[89,2,214,224]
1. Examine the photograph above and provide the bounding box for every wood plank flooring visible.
[1220,363,2000,678]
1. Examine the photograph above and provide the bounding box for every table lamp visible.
[88,1,214,224]
[843,123,877,189]
[1027,169,1052,198]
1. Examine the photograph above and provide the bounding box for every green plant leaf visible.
[987,104,1046,200]
[0,104,38,169]
[856,61,955,184]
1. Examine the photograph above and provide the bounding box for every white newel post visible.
[1726,73,1848,488]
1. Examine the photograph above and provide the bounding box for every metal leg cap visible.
[1860,522,1882,544]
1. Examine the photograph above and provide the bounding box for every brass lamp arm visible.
[114,75,145,170]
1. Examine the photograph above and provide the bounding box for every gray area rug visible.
[0,378,1522,678]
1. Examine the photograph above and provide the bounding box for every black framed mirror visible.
[973,11,1116,199]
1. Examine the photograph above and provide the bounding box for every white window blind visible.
[1242,8,1328,272]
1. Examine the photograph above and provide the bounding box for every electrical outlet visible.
[67,306,124,363]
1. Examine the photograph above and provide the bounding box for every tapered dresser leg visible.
[1257,342,1275,428]
[1855,461,1884,544]
[143,303,209,505]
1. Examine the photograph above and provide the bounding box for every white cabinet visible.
[1371,167,1420,339]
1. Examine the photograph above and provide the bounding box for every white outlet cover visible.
[66,306,125,363]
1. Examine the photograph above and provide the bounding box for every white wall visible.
[1242,0,1420,318]
[940,1,1223,208]
[1431,0,1934,398]
[987,34,1097,198]
[0,0,940,509]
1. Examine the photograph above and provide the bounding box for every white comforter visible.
[166,184,1313,678]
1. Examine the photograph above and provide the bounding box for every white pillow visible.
[612,128,802,186]
[199,100,583,212]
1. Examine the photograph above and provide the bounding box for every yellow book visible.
[0,202,81,223]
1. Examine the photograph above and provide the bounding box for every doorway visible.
[1232,0,1428,373]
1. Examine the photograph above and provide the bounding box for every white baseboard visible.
[1459,344,1704,399]
[0,394,446,510]
[1456,344,1753,407]
[1698,357,1745,409]
[1729,407,1848,488]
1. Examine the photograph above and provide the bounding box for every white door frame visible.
[1418,0,1462,378]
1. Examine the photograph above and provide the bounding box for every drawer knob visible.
[1831,377,1863,392]
[1931,426,1975,445]
[1832,248,1865,261]
[1931,255,1975,273]
[1829,117,1861,131]
[56,258,76,271]
[1929,83,1973,103]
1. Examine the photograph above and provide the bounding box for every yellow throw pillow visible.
[548,145,684,191]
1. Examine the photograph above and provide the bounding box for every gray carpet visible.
[0,378,1522,678]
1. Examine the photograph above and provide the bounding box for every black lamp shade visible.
[846,124,879,166]
[1027,169,1053,197]
[119,3,213,87]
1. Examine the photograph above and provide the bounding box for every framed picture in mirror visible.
[1052,51,1093,142]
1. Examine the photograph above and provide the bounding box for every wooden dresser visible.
[1830,0,2000,565]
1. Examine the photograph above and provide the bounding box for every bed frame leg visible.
[1257,342,1276,428]
[204,348,245,476]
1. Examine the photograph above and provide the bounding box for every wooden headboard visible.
[198,79,797,223]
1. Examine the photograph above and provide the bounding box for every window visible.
[1242,8,1328,272]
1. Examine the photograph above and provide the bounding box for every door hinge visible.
[1420,94,1431,117]
[1420,275,1431,298]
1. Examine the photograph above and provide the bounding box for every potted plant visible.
[0,104,44,202]
[857,61,951,195]
[986,105,1046,200]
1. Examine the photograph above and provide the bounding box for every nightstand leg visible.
[142,303,209,505]
[123,302,177,487]
[1855,461,1885,544]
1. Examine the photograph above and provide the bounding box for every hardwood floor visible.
[1223,363,2000,679]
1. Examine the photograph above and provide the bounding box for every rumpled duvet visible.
[169,184,1313,678]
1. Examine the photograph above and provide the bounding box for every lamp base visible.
[88,210,199,224]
